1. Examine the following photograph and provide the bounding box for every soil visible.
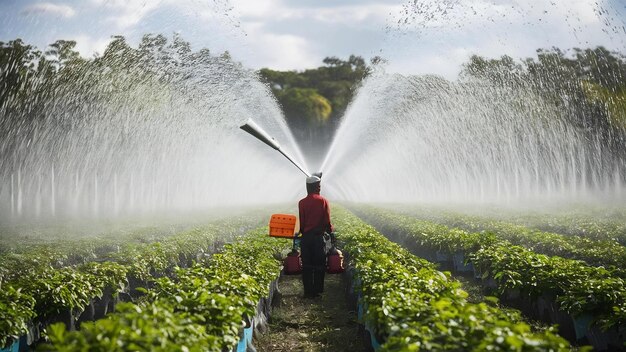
[254,273,366,352]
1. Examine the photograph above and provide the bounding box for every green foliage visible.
[0,39,45,120]
[259,55,371,153]
[471,244,626,328]
[42,227,289,351]
[0,285,36,348]
[332,206,571,351]
[44,303,216,352]
[387,206,626,270]
[16,267,101,318]
[275,87,332,125]
[582,81,626,127]
[0,211,268,345]
[354,205,626,329]
[462,46,626,156]
[259,55,368,122]
[0,33,241,164]
[80,262,129,294]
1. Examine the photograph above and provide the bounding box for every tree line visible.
[0,34,240,165]
[262,47,625,161]
[1,34,624,163]
[258,55,374,153]
[461,47,626,157]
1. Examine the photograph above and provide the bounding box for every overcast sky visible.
[1,0,625,78]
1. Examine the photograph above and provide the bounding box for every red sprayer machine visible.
[240,119,344,274]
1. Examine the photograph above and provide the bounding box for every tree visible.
[461,54,524,86]
[45,40,81,71]
[276,88,332,126]
[0,39,41,107]
[461,47,626,163]
[258,55,372,161]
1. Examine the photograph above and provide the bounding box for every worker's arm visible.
[297,201,305,236]
[324,200,334,233]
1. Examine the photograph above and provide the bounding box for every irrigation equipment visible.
[240,119,311,177]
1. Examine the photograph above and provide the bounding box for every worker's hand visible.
[293,235,301,249]
[330,232,337,246]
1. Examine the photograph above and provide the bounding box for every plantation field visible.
[2,203,625,351]
[357,203,626,270]
[375,203,626,245]
[348,203,626,350]
[333,206,572,351]
[0,207,291,351]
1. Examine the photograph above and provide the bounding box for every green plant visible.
[0,285,36,348]
[333,206,571,351]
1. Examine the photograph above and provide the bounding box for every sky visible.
[0,0,625,78]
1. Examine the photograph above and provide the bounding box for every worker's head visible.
[306,176,321,194]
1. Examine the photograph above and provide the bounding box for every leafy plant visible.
[0,285,36,348]
[333,206,571,351]
[43,226,289,351]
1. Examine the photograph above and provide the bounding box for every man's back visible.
[298,193,332,235]
[298,176,333,297]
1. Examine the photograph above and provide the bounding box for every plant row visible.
[333,206,571,351]
[42,227,288,351]
[0,215,263,349]
[526,215,626,246]
[475,208,626,245]
[353,206,626,332]
[381,205,626,270]
[0,212,267,285]
[0,260,128,348]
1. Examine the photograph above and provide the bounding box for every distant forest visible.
[261,47,626,161]
[259,56,373,155]
[1,35,625,162]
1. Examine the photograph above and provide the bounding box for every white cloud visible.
[380,0,624,77]
[89,0,163,31]
[387,45,475,78]
[227,0,399,70]
[238,23,318,69]
[21,3,75,18]
[233,0,400,25]
[231,0,282,19]
[71,34,111,57]
[388,0,606,32]
[309,5,401,24]
[9,0,621,74]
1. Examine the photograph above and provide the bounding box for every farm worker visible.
[297,175,334,298]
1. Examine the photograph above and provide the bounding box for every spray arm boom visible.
[240,119,310,177]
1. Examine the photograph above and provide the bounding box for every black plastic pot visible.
[76,300,95,327]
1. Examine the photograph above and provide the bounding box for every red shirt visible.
[298,192,334,234]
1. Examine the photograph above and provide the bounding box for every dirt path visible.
[255,273,366,352]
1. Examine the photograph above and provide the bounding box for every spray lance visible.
[239,118,321,179]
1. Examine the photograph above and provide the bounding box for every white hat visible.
[306,176,321,184]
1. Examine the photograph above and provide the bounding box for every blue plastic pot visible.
[0,339,19,352]
[572,313,593,340]
[234,325,254,352]
[452,252,474,272]
[435,251,450,262]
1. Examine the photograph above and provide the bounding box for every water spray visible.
[240,119,312,177]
